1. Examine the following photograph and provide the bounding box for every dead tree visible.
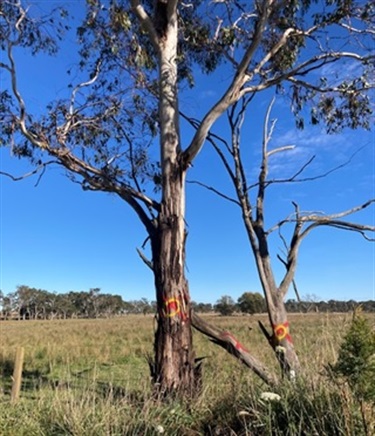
[189,97,374,379]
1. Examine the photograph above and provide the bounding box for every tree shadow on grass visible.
[0,356,49,399]
[1,357,149,406]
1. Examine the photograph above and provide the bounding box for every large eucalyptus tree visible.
[1,0,374,394]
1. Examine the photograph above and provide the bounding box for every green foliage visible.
[332,309,375,402]
[1,0,374,196]
[246,381,367,435]
[214,295,236,316]
[237,292,266,314]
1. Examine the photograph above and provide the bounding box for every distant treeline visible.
[0,286,374,320]
[284,299,375,313]
[210,293,375,316]
[0,286,153,320]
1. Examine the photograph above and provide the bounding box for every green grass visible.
[1,313,374,435]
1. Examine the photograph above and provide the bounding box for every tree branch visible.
[256,97,275,225]
[278,203,303,296]
[181,0,274,167]
[130,0,159,52]
[300,199,375,223]
[241,51,374,95]
[267,145,295,158]
[187,180,240,206]
[0,160,57,187]
[191,311,277,386]
[267,199,374,295]
[263,146,367,199]
[338,22,375,36]
[269,200,375,239]
[136,247,154,270]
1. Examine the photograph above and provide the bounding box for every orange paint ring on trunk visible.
[164,298,181,317]
[273,321,292,343]
[275,324,287,340]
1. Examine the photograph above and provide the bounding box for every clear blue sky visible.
[1,1,374,303]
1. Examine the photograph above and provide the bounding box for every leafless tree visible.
[190,96,374,379]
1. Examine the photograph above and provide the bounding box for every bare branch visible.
[256,98,276,225]
[187,180,240,206]
[268,200,375,285]
[338,22,375,36]
[191,311,277,386]
[278,203,303,296]
[270,200,375,238]
[300,199,375,223]
[136,248,154,270]
[262,97,275,158]
[180,111,237,183]
[267,145,295,158]
[208,134,237,184]
[262,146,367,197]
[0,160,57,186]
[291,280,302,303]
[230,97,254,207]
[301,220,375,242]
[0,61,11,72]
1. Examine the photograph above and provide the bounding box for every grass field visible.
[0,313,374,435]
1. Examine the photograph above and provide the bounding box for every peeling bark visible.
[150,166,198,396]
[146,0,197,395]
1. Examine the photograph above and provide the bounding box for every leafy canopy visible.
[0,0,373,212]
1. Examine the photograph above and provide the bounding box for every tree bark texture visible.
[150,165,197,396]
[254,246,300,377]
[147,2,197,395]
[263,295,300,378]
[245,210,300,378]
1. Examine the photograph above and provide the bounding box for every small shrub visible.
[332,308,375,403]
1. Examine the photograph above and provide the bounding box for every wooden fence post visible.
[11,347,24,404]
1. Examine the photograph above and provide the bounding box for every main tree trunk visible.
[150,165,197,396]
[145,1,197,396]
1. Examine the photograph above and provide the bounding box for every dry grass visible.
[0,313,374,435]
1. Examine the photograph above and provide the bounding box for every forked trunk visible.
[269,297,300,378]
[252,230,300,378]
[260,284,300,378]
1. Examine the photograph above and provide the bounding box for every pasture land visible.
[0,313,374,435]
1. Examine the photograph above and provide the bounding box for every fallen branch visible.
[191,311,277,386]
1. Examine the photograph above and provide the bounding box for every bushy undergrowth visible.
[332,309,375,403]
[1,314,374,435]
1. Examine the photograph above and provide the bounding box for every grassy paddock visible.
[0,313,374,435]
